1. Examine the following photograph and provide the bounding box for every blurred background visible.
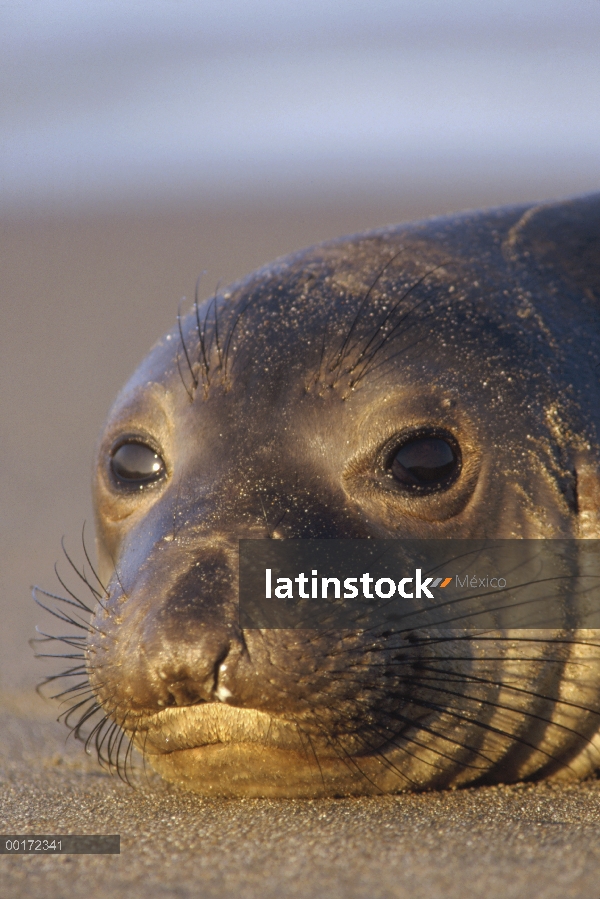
[1,0,599,689]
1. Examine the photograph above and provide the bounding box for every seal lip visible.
[134,704,334,758]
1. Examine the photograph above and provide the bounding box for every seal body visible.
[86,195,600,797]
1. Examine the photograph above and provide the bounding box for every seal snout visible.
[153,635,233,709]
[89,545,246,718]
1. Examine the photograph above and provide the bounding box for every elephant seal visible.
[54,194,600,797]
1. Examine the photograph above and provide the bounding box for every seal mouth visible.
[137,703,308,756]
[133,703,401,797]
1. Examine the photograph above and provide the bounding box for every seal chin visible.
[148,743,385,799]
[136,704,387,798]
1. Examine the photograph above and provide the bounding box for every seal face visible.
[84,195,600,797]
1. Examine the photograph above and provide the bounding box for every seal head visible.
[87,195,600,796]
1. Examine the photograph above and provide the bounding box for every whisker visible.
[81,522,107,595]
[194,274,211,386]
[329,250,403,378]
[61,537,102,600]
[177,297,198,394]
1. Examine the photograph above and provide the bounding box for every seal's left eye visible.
[390,434,460,491]
[110,442,165,484]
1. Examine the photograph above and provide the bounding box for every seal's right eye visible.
[110,442,165,485]
[389,433,460,492]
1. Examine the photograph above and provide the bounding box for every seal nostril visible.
[146,627,235,710]
[567,468,579,515]
[164,682,204,708]
[215,683,233,703]
[212,646,231,699]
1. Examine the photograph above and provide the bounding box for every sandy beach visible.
[2,688,600,899]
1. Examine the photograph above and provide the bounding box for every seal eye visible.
[110,442,165,485]
[391,435,460,491]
